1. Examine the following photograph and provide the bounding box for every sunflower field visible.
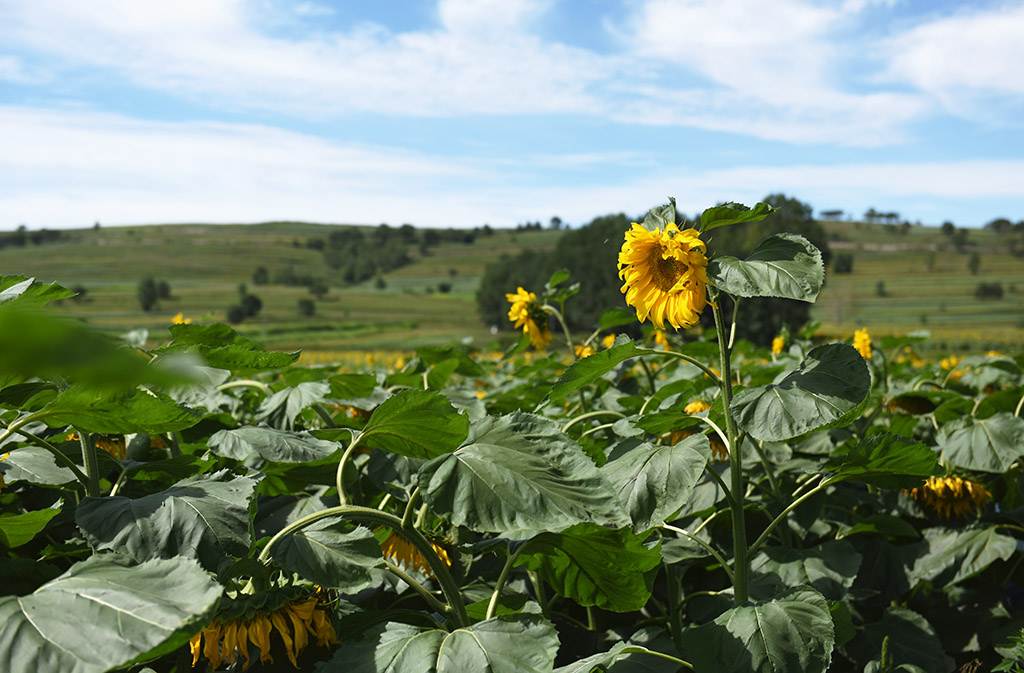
[2,200,1024,673]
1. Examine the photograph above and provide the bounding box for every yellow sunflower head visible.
[618,222,709,330]
[853,328,872,360]
[381,530,452,576]
[574,343,595,359]
[771,336,785,355]
[505,286,553,349]
[684,399,711,415]
[602,334,617,349]
[906,475,990,519]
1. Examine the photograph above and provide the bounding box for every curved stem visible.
[3,428,89,491]
[0,411,52,447]
[335,431,360,506]
[1014,392,1024,418]
[216,380,273,396]
[619,647,694,671]
[77,430,101,498]
[541,304,575,359]
[704,464,737,512]
[313,404,339,428]
[259,505,469,627]
[661,524,734,583]
[748,477,838,556]
[579,422,616,439]
[485,548,522,620]
[693,415,730,454]
[561,410,626,434]
[382,560,452,616]
[402,487,421,530]
[913,379,945,391]
[712,294,747,604]
[638,358,658,395]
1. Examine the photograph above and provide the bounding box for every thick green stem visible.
[665,562,684,653]
[662,524,734,583]
[542,304,576,359]
[712,295,747,604]
[313,403,339,428]
[335,432,361,506]
[485,549,522,620]
[77,430,101,498]
[749,477,838,556]
[216,379,273,395]
[382,560,452,617]
[753,440,791,548]
[259,505,469,628]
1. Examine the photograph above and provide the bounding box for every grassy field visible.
[2,218,1022,353]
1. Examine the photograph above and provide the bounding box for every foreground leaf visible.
[419,413,629,537]
[0,555,221,673]
[76,471,257,569]
[731,344,870,441]
[515,523,662,612]
[699,201,774,233]
[0,276,75,308]
[271,519,381,592]
[679,587,834,673]
[707,233,824,302]
[39,385,201,435]
[315,613,559,673]
[361,389,469,459]
[826,433,942,489]
[936,412,1024,473]
[546,340,658,407]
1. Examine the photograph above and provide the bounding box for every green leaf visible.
[208,426,339,463]
[464,594,529,623]
[271,519,382,592]
[907,526,1016,587]
[547,269,570,288]
[601,435,710,531]
[255,381,330,430]
[639,198,678,232]
[0,555,221,673]
[39,385,201,434]
[825,433,942,489]
[853,607,953,673]
[598,307,638,331]
[0,506,62,548]
[707,233,824,302]
[679,587,834,673]
[835,514,920,541]
[75,471,257,570]
[936,412,1024,473]
[361,389,469,459]
[555,642,680,673]
[0,275,75,308]
[699,201,774,233]
[749,541,862,601]
[731,344,870,441]
[328,373,381,403]
[515,523,662,612]
[1,447,76,486]
[418,413,629,537]
[157,323,298,371]
[546,340,653,407]
[315,613,559,673]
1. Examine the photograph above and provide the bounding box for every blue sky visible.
[1,0,1022,230]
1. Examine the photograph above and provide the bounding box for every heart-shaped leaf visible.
[708,233,824,302]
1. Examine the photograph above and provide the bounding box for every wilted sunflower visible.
[66,433,126,460]
[505,286,552,349]
[906,476,990,519]
[618,222,709,330]
[381,530,452,576]
[189,595,338,670]
[853,328,872,360]
[669,428,727,462]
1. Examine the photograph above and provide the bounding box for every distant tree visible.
[986,218,1013,234]
[952,228,970,251]
[941,221,956,236]
[241,294,262,317]
[297,298,315,316]
[306,238,325,251]
[550,216,563,230]
[448,268,458,277]
[138,277,159,312]
[438,283,452,294]
[820,209,844,220]
[975,282,1004,300]
[375,275,386,290]
[864,208,879,223]
[157,281,172,300]
[252,266,269,285]
[876,281,888,297]
[968,252,981,275]
[833,253,854,274]
[309,279,329,299]
[93,221,101,230]
[226,305,246,323]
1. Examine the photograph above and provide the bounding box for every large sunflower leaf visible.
[679,587,834,673]
[708,233,824,302]
[38,385,201,434]
[601,435,710,531]
[555,642,681,673]
[749,541,862,601]
[935,412,1024,473]
[0,276,75,308]
[270,519,382,592]
[75,471,257,570]
[314,614,559,673]
[906,526,1016,587]
[825,433,942,489]
[208,426,339,463]
[418,413,629,538]
[255,381,330,430]
[699,202,774,233]
[0,506,62,548]
[514,523,662,612]
[639,198,679,232]
[731,344,870,441]
[360,389,469,459]
[1,447,77,486]
[0,555,221,673]
[851,607,953,673]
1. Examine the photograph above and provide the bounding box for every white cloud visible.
[1,106,1019,230]
[882,3,1024,120]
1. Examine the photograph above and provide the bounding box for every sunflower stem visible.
[561,410,627,434]
[485,548,522,620]
[542,304,576,359]
[712,294,748,605]
[749,477,839,556]
[335,431,361,506]
[77,430,101,498]
[216,379,273,396]
[383,560,452,617]
[402,488,421,529]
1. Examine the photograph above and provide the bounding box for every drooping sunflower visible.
[906,476,990,519]
[190,595,338,670]
[381,529,452,576]
[618,222,709,330]
[505,286,552,349]
[853,328,872,360]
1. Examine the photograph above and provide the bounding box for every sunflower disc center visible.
[649,247,688,292]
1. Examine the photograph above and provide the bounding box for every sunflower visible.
[853,328,872,360]
[906,476,990,519]
[653,330,669,348]
[602,334,617,349]
[683,399,711,415]
[172,312,192,325]
[505,286,552,349]
[669,428,728,462]
[66,433,126,460]
[617,222,709,330]
[189,596,338,670]
[381,530,452,576]
[574,343,595,359]
[771,336,785,355]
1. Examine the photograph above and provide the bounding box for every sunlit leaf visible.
[271,519,381,592]
[361,389,469,459]
[708,233,824,302]
[699,202,774,233]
